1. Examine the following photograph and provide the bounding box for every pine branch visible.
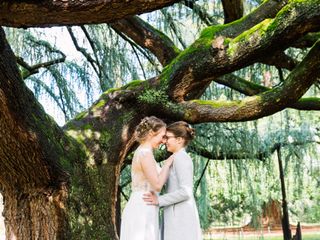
[67,26,100,78]
[16,56,66,79]
[183,0,218,26]
[112,27,162,73]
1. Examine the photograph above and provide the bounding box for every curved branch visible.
[0,0,180,27]
[80,26,102,71]
[163,0,320,101]
[160,9,187,49]
[110,16,180,66]
[215,74,320,110]
[179,40,320,123]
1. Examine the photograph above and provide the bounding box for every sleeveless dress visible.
[120,147,161,240]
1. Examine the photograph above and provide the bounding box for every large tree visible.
[0,0,320,239]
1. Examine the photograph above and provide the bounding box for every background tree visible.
[0,0,320,239]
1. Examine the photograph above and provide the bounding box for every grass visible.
[205,233,320,240]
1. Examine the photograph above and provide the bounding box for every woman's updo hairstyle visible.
[166,121,195,146]
[135,116,166,143]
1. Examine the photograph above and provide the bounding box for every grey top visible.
[159,148,202,240]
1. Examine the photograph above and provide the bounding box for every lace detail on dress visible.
[131,147,160,192]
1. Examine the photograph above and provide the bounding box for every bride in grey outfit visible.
[143,121,202,240]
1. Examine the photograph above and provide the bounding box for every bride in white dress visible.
[120,116,173,240]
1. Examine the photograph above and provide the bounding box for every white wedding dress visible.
[120,147,160,240]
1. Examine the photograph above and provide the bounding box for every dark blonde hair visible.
[135,116,166,143]
[166,121,195,146]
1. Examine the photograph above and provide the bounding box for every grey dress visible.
[158,148,202,240]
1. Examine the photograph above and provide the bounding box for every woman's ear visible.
[177,137,184,145]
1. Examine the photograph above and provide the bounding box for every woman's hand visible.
[166,155,174,167]
[143,191,159,205]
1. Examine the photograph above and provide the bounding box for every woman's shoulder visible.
[174,149,192,162]
[175,148,190,157]
[134,146,153,158]
[137,146,152,153]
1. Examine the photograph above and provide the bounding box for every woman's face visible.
[149,127,167,149]
[165,131,184,153]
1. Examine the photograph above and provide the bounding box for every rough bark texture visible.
[221,0,244,23]
[110,16,180,66]
[0,0,180,27]
[63,89,143,239]
[180,40,320,123]
[165,1,320,101]
[0,25,141,239]
[215,75,320,110]
[0,27,70,239]
[2,187,69,239]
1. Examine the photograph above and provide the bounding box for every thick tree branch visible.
[217,0,288,38]
[81,1,320,126]
[162,0,320,101]
[110,16,180,66]
[215,74,320,110]
[0,0,180,27]
[179,40,320,123]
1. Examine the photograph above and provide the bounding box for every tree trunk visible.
[293,222,302,240]
[0,26,139,239]
[277,147,292,240]
[2,186,69,239]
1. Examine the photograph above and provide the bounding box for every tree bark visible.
[0,27,71,239]
[110,16,180,66]
[221,0,244,23]
[2,186,69,239]
[0,0,180,27]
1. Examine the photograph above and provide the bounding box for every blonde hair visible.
[166,121,195,146]
[135,116,166,143]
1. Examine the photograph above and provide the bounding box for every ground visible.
[204,224,320,239]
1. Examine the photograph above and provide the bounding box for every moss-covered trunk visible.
[0,26,143,239]
[62,87,144,238]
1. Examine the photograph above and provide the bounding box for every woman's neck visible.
[140,142,153,149]
[172,145,184,153]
